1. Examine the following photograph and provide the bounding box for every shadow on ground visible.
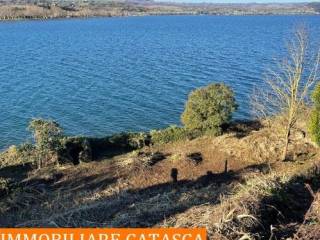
[252,167,320,239]
[43,170,240,227]
[0,163,33,182]
[225,120,263,139]
[0,164,247,227]
[1,162,290,229]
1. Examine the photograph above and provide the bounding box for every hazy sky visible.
[160,0,319,3]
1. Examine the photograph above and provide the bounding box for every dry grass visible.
[157,156,320,239]
[0,116,319,239]
[293,190,320,239]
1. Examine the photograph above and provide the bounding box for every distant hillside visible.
[309,2,320,12]
[0,0,318,20]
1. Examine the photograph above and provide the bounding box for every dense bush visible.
[150,125,199,144]
[181,83,238,135]
[28,118,64,168]
[58,137,92,165]
[309,84,320,145]
[0,143,35,168]
[89,132,150,150]
[127,132,151,149]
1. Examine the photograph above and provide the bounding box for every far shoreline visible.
[1,12,319,23]
[0,1,318,23]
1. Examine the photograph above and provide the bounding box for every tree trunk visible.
[282,127,290,161]
[38,157,41,169]
[37,152,42,169]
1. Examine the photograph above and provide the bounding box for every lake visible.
[0,15,320,149]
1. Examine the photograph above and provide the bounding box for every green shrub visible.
[28,119,63,151]
[309,84,320,145]
[0,143,35,168]
[89,132,149,150]
[127,132,151,149]
[181,83,238,135]
[28,118,64,168]
[0,119,63,169]
[58,136,92,164]
[108,132,149,149]
[150,125,196,144]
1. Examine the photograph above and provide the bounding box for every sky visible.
[159,0,319,3]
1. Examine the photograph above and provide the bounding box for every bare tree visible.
[251,26,320,161]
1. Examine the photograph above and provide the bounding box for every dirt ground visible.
[0,118,319,239]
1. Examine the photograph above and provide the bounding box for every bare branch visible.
[251,25,320,160]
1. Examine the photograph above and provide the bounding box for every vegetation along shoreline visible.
[0,1,319,21]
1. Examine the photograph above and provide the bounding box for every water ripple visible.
[0,15,320,149]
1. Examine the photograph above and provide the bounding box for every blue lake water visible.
[0,15,320,149]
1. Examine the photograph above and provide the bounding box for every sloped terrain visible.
[0,118,319,239]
